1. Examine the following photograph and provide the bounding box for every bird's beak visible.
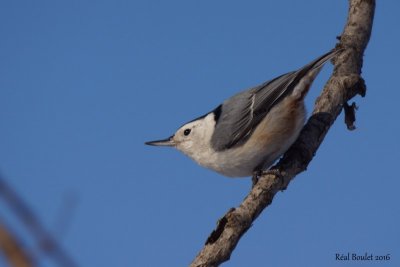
[145,135,176,147]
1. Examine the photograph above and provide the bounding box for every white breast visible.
[182,96,306,177]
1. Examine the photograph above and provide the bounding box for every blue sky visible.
[1,1,399,266]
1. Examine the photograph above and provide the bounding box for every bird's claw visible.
[251,169,285,189]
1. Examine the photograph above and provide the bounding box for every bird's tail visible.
[291,48,342,100]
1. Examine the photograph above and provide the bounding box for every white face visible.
[173,120,202,152]
[172,113,216,158]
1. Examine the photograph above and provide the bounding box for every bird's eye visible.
[183,129,191,136]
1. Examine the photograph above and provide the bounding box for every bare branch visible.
[190,0,375,266]
[0,175,79,267]
[0,220,35,267]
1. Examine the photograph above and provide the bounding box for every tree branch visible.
[0,220,35,267]
[0,176,79,267]
[190,1,375,266]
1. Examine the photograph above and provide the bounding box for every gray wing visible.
[210,49,339,151]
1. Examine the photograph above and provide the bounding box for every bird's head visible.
[145,113,216,158]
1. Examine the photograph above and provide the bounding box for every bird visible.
[145,49,341,179]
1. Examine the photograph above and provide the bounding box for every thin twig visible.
[0,175,79,267]
[0,219,35,267]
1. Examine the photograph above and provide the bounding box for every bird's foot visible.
[251,170,263,188]
[251,169,285,189]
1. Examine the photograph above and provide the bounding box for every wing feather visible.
[211,49,341,151]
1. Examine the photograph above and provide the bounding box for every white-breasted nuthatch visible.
[146,49,340,178]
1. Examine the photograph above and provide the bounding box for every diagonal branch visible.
[190,0,375,266]
[0,176,79,267]
[0,220,36,267]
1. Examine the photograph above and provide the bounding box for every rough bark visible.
[190,0,375,266]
